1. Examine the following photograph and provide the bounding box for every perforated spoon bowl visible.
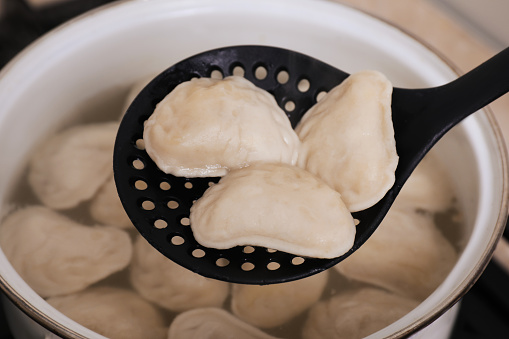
[114,45,509,285]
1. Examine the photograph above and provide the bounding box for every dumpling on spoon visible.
[0,206,132,298]
[143,76,300,177]
[189,162,355,259]
[296,70,397,212]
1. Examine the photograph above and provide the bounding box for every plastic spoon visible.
[114,45,509,285]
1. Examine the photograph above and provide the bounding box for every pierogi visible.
[47,287,167,339]
[143,76,300,177]
[302,288,419,339]
[90,176,133,229]
[231,271,329,329]
[397,153,455,213]
[296,70,397,212]
[28,122,118,209]
[334,207,457,300]
[168,308,280,339]
[0,206,132,298]
[189,163,355,258]
[130,236,229,312]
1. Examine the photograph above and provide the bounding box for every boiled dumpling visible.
[231,271,329,328]
[130,236,229,312]
[396,152,455,213]
[302,287,419,339]
[143,76,300,177]
[335,207,457,300]
[296,70,397,212]
[168,308,280,339]
[90,176,133,229]
[47,287,167,339]
[189,163,355,259]
[28,122,118,209]
[0,206,132,298]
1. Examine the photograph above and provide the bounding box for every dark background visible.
[1,0,509,338]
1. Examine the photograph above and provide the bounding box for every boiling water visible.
[4,87,466,338]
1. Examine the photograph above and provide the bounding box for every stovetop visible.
[1,0,509,338]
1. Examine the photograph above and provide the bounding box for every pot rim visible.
[0,0,507,338]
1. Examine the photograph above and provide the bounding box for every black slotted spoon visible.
[114,45,509,285]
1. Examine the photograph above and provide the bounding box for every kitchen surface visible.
[1,0,509,338]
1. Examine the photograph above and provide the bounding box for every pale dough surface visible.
[189,163,355,259]
[231,271,329,329]
[168,308,280,339]
[130,236,229,312]
[144,76,300,177]
[302,288,418,339]
[296,70,397,212]
[0,206,132,298]
[334,207,457,300]
[28,122,118,209]
[47,287,167,339]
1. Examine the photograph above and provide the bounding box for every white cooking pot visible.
[0,0,507,338]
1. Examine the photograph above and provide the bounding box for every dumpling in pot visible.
[90,176,133,229]
[296,70,397,212]
[28,122,118,209]
[231,271,329,328]
[47,287,167,339]
[143,76,300,177]
[130,236,229,312]
[189,163,355,259]
[302,288,418,339]
[168,308,280,339]
[335,207,457,300]
[0,206,132,298]
[396,152,455,213]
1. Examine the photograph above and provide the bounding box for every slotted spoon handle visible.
[392,47,509,187]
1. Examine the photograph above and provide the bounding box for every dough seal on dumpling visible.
[231,271,329,328]
[130,236,229,312]
[302,288,418,339]
[335,207,457,300]
[28,122,118,209]
[296,70,398,212]
[189,163,355,259]
[0,206,132,298]
[47,287,167,339]
[168,308,280,339]
[143,76,300,177]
